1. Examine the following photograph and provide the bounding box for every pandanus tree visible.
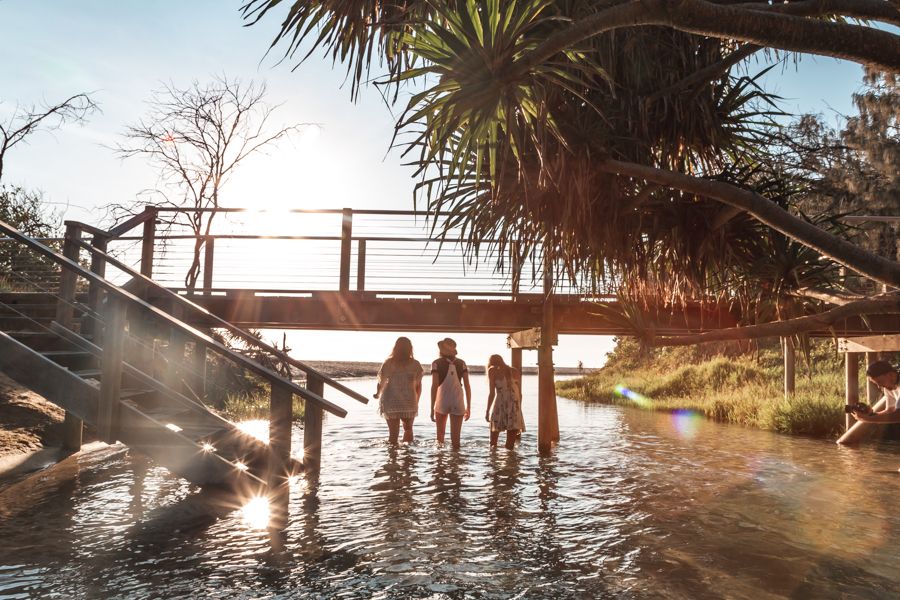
[243,0,900,342]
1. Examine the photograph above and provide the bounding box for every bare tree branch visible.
[0,93,99,182]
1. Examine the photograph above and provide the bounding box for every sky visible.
[0,1,870,367]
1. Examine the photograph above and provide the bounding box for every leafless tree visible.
[114,76,301,291]
[0,93,99,182]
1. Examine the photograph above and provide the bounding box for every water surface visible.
[1,375,899,599]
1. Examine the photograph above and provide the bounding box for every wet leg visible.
[401,417,414,443]
[505,429,519,450]
[435,412,448,444]
[490,429,500,447]
[449,415,464,448]
[386,418,400,444]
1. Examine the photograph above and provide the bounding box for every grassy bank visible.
[556,338,862,438]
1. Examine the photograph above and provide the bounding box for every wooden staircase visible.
[0,216,366,498]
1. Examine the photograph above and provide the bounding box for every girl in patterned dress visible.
[375,337,423,443]
[484,354,524,449]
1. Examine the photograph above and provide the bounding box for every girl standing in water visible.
[485,354,524,449]
[430,338,472,448]
[375,337,423,444]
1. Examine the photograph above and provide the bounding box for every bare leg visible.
[449,415,464,448]
[505,429,519,450]
[490,429,500,447]
[386,418,401,444]
[435,412,448,444]
[401,417,414,443]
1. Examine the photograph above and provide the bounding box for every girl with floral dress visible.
[484,354,524,449]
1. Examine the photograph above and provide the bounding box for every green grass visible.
[220,390,306,422]
[557,339,857,438]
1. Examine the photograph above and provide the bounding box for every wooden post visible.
[356,239,366,292]
[782,337,795,398]
[58,223,83,451]
[189,341,207,400]
[865,352,880,404]
[538,258,558,454]
[304,374,325,483]
[83,235,108,339]
[339,208,353,293]
[97,296,126,443]
[269,381,293,529]
[140,209,157,278]
[202,236,215,295]
[165,303,186,393]
[511,347,523,390]
[845,352,860,431]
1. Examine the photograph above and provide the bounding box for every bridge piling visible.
[58,223,84,451]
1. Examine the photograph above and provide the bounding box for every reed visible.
[221,390,305,422]
[557,339,851,438]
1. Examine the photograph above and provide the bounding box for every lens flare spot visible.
[201,442,215,452]
[236,419,269,444]
[671,409,702,440]
[614,384,651,407]
[165,423,183,433]
[241,496,270,529]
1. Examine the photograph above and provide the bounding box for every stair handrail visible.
[0,219,347,418]
[73,238,370,406]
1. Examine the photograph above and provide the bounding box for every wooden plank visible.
[838,334,900,353]
[97,297,126,443]
[356,239,366,292]
[0,331,97,422]
[202,236,214,295]
[339,208,352,292]
[304,374,325,483]
[140,210,156,278]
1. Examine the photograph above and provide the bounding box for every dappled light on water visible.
[1,376,899,598]
[241,496,270,530]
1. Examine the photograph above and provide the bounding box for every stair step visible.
[40,350,96,370]
[72,368,102,380]
[119,388,155,400]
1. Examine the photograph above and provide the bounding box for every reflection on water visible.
[1,375,900,599]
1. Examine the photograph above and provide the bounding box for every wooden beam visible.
[97,297,126,443]
[339,208,352,293]
[304,374,325,485]
[838,334,900,353]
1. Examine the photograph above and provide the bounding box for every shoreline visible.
[297,360,594,379]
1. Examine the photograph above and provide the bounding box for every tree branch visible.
[654,293,900,345]
[599,158,900,288]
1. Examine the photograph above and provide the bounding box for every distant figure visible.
[485,354,525,449]
[375,337,424,444]
[848,360,900,423]
[578,360,584,375]
[430,337,472,448]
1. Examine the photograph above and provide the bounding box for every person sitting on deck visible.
[848,360,900,423]
[430,337,472,448]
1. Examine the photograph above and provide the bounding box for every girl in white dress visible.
[375,337,423,443]
[485,354,524,449]
[430,338,472,448]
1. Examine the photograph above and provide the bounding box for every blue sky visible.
[0,1,870,366]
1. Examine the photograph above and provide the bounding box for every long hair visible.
[388,336,415,365]
[488,354,511,379]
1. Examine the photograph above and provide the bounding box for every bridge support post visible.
[538,261,559,455]
[304,374,325,485]
[845,352,860,431]
[202,236,214,295]
[58,223,83,451]
[98,296,126,443]
[165,303,186,393]
[782,337,795,398]
[83,235,108,340]
[140,208,156,278]
[865,352,881,404]
[269,381,293,529]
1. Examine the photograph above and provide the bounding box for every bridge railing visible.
[97,206,617,299]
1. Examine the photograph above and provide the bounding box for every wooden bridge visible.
[1,206,897,526]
